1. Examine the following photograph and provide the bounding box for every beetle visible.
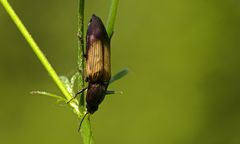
[76,14,111,130]
[86,14,111,84]
[85,14,111,114]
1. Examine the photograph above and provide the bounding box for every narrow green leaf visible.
[80,115,94,144]
[110,68,129,84]
[106,0,119,38]
[30,91,67,102]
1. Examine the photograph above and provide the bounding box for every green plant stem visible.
[0,0,79,113]
[106,0,119,38]
[77,0,85,112]
[77,1,94,144]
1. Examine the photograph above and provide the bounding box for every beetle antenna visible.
[78,112,89,132]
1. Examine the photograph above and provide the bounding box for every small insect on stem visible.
[77,14,111,129]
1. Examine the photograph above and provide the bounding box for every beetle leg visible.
[77,33,83,42]
[85,76,89,82]
[106,90,123,95]
[67,87,88,103]
[75,87,88,96]
[106,90,115,95]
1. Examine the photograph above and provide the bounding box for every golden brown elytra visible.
[85,14,111,114]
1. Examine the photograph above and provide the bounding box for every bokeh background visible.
[1,0,240,144]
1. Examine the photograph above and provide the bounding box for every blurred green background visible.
[1,0,240,144]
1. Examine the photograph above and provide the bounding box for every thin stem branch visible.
[0,0,79,113]
[106,0,119,38]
